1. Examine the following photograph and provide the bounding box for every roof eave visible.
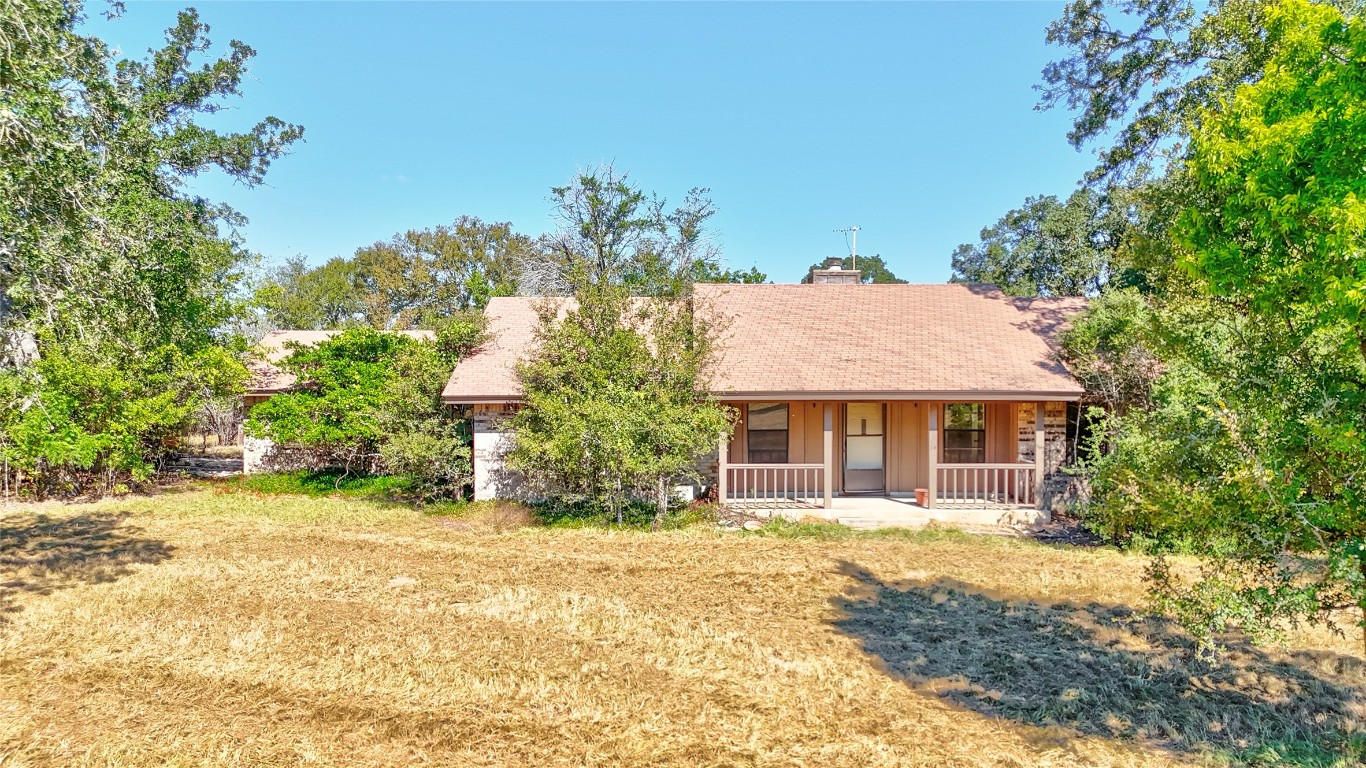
[443,388,1084,405]
[711,389,1084,402]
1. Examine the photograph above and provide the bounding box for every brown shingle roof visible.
[440,285,1087,403]
[440,297,558,403]
[248,329,435,395]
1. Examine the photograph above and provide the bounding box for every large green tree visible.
[951,188,1133,297]
[1051,0,1366,651]
[1,1,301,352]
[353,216,532,328]
[255,217,534,331]
[256,256,365,330]
[1163,0,1366,649]
[0,1,300,495]
[509,168,733,527]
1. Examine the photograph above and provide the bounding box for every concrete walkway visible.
[824,496,932,530]
[732,494,1045,531]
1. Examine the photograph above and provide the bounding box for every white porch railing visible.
[723,463,825,507]
[935,463,1037,508]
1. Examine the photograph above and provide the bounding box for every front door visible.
[843,402,885,493]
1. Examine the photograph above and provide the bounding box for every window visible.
[943,403,986,463]
[746,402,788,463]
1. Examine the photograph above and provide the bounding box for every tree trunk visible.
[653,476,668,532]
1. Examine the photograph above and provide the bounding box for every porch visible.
[727,493,1046,529]
[716,400,1060,526]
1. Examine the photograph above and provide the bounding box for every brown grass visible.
[0,489,1362,767]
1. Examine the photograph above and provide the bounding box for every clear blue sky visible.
[85,2,1100,284]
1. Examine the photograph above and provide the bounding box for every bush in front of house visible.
[504,169,734,529]
[245,314,482,501]
[0,342,247,498]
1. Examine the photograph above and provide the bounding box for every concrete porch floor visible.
[729,495,1048,531]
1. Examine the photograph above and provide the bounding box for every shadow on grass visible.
[0,512,173,625]
[831,562,1366,766]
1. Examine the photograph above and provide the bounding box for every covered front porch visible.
[716,399,1063,525]
[729,494,1044,529]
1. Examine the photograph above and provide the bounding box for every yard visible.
[1,487,1363,767]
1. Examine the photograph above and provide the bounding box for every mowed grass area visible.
[1,488,1363,767]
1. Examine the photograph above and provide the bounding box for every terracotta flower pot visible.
[914,488,929,507]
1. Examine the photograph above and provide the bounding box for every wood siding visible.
[724,400,1030,495]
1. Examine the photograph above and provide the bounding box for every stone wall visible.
[242,435,273,474]
[1015,402,1068,473]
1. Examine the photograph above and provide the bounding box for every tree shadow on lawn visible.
[0,511,173,626]
[831,562,1366,766]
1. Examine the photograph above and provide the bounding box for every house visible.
[441,264,1087,525]
[243,329,434,473]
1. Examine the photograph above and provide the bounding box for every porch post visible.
[1034,402,1046,509]
[717,433,728,506]
[926,405,937,509]
[822,403,834,510]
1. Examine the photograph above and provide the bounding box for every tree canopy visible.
[950,188,1132,297]
[1045,0,1366,650]
[1161,0,1366,647]
[1038,0,1362,181]
[1,1,300,495]
[254,217,534,331]
[1,2,301,354]
[509,169,733,527]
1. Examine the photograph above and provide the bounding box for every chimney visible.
[810,257,862,285]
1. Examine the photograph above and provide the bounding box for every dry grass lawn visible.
[1,487,1363,767]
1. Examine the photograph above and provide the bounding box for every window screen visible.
[746,402,788,463]
[943,403,986,463]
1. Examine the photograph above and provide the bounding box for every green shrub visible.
[0,343,246,498]
[246,314,481,501]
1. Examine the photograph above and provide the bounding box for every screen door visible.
[843,403,885,493]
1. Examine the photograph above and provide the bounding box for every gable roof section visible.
[441,297,554,403]
[441,284,1087,404]
[699,284,1085,399]
[248,329,435,395]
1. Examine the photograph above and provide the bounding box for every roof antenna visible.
[834,226,861,270]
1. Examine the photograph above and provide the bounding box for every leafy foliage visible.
[1160,0,1366,647]
[246,316,482,499]
[692,261,768,284]
[1040,0,1366,651]
[0,1,299,495]
[509,168,734,528]
[1075,298,1366,647]
[254,256,366,331]
[1,2,301,353]
[1040,0,1347,180]
[255,217,534,331]
[1059,288,1162,415]
[1178,0,1366,339]
[0,343,247,497]
[951,188,1135,296]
